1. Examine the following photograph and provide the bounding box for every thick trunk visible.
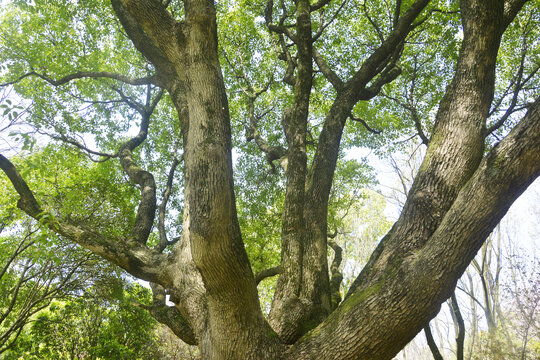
[112,1,280,357]
[1,0,537,359]
[268,0,320,343]
[347,0,507,299]
[270,0,431,342]
[285,96,540,360]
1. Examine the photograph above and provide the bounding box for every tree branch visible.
[349,115,381,134]
[503,0,529,28]
[328,240,343,309]
[424,323,445,360]
[156,153,181,253]
[449,293,465,360]
[313,47,344,92]
[110,0,177,85]
[134,283,197,345]
[117,89,163,245]
[51,133,117,162]
[0,71,158,88]
[346,0,429,97]
[0,153,168,285]
[255,266,282,285]
[246,98,288,172]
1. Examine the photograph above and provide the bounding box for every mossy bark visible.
[1,0,538,359]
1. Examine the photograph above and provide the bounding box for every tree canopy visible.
[0,0,539,359]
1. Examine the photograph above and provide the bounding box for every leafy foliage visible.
[3,283,162,360]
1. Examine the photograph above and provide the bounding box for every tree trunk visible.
[0,0,538,359]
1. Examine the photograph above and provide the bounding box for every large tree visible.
[0,0,539,359]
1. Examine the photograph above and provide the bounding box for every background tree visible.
[3,281,168,360]
[0,0,539,359]
[0,220,99,354]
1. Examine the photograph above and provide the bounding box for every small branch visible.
[362,1,385,43]
[312,0,349,43]
[408,57,429,145]
[52,133,117,162]
[255,266,282,285]
[265,0,297,86]
[411,107,429,145]
[486,37,539,136]
[156,153,182,253]
[328,240,343,309]
[349,115,381,134]
[0,71,158,88]
[449,293,465,360]
[313,47,344,92]
[245,96,288,172]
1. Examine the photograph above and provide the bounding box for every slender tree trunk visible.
[449,294,465,360]
[425,323,445,360]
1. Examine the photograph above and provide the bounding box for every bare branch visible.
[255,266,282,285]
[424,323,444,360]
[313,47,344,92]
[156,153,182,253]
[449,293,465,360]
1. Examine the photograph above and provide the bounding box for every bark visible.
[269,0,430,343]
[449,294,465,360]
[268,0,316,343]
[1,0,539,359]
[286,95,540,359]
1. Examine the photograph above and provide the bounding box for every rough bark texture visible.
[0,0,538,359]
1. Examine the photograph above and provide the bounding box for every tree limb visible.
[255,266,282,285]
[0,153,169,284]
[349,115,381,134]
[0,71,158,88]
[312,47,344,92]
[156,153,181,252]
[134,283,197,345]
[117,89,163,245]
[110,0,177,85]
[449,293,465,360]
[328,240,343,310]
[503,0,529,28]
[424,323,445,360]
